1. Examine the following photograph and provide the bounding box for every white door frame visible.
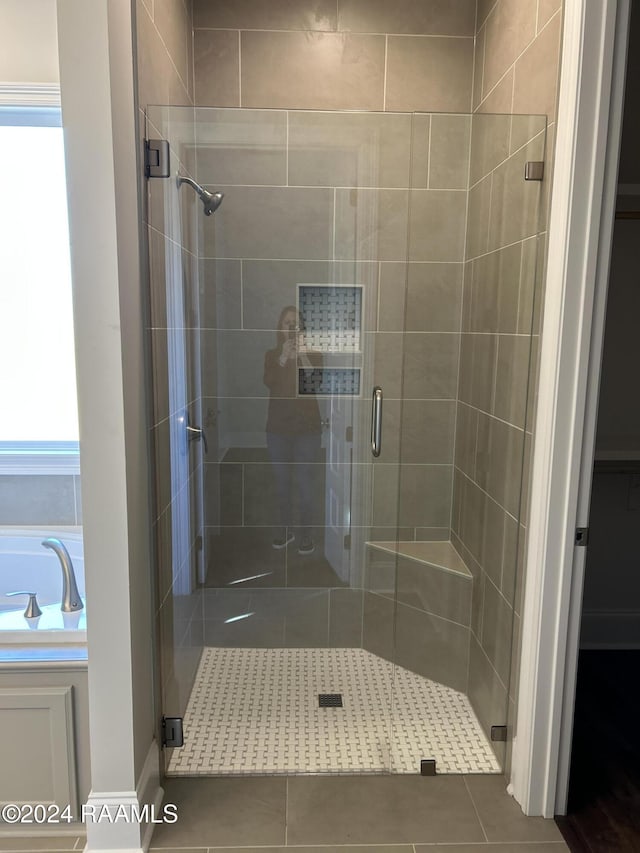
[511,0,630,817]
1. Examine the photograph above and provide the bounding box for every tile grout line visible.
[237,30,242,106]
[382,35,388,111]
[463,774,489,842]
[285,775,289,846]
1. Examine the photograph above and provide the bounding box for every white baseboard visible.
[580,610,640,649]
[84,740,163,853]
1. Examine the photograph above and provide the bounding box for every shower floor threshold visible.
[166,647,500,776]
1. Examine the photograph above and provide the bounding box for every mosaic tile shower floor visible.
[166,647,501,776]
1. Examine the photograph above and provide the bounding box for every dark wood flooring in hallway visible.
[557,650,640,852]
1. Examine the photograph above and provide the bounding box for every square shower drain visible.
[319,693,343,707]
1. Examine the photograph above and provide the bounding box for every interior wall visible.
[0,0,59,84]
[459,0,564,767]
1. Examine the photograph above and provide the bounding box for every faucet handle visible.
[7,591,43,619]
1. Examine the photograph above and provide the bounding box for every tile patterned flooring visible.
[167,647,500,776]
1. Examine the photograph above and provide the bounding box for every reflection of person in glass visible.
[264,306,322,554]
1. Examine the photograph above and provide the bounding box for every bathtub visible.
[0,528,86,644]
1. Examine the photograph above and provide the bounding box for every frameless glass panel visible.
[148,105,413,775]
[148,104,547,778]
[388,111,547,774]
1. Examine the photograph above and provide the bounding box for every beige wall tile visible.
[386,36,473,112]
[501,513,519,606]
[517,235,540,334]
[377,262,407,331]
[335,188,409,262]
[457,476,485,563]
[203,186,334,260]
[472,24,485,111]
[288,111,412,189]
[454,401,478,479]
[478,66,513,114]
[512,11,562,120]
[467,632,508,750]
[429,114,470,189]
[482,0,536,99]
[395,556,472,626]
[494,334,530,428]
[410,113,431,188]
[199,258,242,330]
[465,174,491,259]
[538,0,562,32]
[329,589,364,647]
[154,0,190,89]
[202,329,276,398]
[469,113,510,185]
[488,137,545,251]
[194,0,337,31]
[194,108,287,185]
[469,243,522,334]
[338,0,476,36]
[362,591,395,662]
[510,114,547,155]
[394,601,470,691]
[194,29,240,106]
[475,413,525,517]
[408,190,467,261]
[477,0,499,30]
[205,527,286,588]
[458,333,497,412]
[241,31,385,110]
[399,400,456,464]
[402,263,463,332]
[402,332,460,399]
[373,463,452,528]
[137,0,189,107]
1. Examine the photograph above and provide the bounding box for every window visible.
[0,105,79,473]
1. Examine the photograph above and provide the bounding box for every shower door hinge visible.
[575,527,589,546]
[524,161,544,181]
[162,716,184,748]
[420,759,437,776]
[145,138,170,178]
[343,534,351,550]
[491,725,508,742]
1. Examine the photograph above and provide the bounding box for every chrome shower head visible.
[176,174,224,215]
[200,188,225,216]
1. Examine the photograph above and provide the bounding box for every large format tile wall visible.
[137,0,566,770]
[136,0,205,726]
[194,108,470,656]
[191,0,477,655]
[452,0,564,760]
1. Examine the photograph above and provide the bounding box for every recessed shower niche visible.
[146,105,547,777]
[297,285,362,397]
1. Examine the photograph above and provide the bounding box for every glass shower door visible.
[385,111,547,774]
[148,105,411,775]
[147,103,547,777]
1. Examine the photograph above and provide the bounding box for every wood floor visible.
[556,650,640,852]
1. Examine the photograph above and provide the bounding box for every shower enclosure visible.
[146,105,546,776]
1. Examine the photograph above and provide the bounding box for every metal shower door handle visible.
[371,386,383,458]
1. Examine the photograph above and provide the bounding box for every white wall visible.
[0,0,59,84]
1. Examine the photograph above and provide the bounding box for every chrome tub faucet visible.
[41,538,84,613]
